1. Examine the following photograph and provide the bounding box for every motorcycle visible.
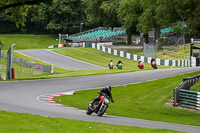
[151,61,158,69]
[86,94,110,116]
[138,61,144,69]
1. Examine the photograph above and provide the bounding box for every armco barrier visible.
[173,74,200,110]
[179,89,200,110]
[91,43,193,67]
[1,51,53,74]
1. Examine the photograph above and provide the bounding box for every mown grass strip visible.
[191,80,200,92]
[54,71,200,126]
[0,34,57,50]
[53,48,173,70]
[0,110,182,133]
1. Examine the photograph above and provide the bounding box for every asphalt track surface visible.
[1,67,200,132]
[15,49,106,70]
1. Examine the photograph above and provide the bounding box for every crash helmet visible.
[106,86,111,92]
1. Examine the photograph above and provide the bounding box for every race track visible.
[16,49,106,70]
[0,67,200,133]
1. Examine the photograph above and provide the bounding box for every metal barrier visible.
[1,51,53,74]
[179,89,200,110]
[173,74,200,109]
[163,50,190,60]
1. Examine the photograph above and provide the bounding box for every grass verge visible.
[52,48,173,70]
[0,110,182,133]
[54,71,200,126]
[125,43,200,60]
[191,80,200,92]
[0,34,57,50]
[0,57,49,79]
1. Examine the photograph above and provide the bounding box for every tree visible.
[118,0,142,44]
[33,0,86,34]
[0,0,51,27]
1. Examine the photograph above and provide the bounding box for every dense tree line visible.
[1,0,200,42]
[0,0,86,34]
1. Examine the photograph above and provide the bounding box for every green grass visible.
[0,34,58,50]
[0,111,181,133]
[191,80,200,92]
[52,48,173,70]
[124,44,200,60]
[0,57,49,80]
[54,71,200,126]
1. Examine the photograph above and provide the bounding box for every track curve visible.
[16,49,106,70]
[0,67,200,133]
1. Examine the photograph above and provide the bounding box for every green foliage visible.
[0,0,52,27]
[85,0,120,27]
[117,0,141,29]
[36,0,85,33]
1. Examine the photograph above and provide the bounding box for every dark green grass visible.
[191,80,200,92]
[0,34,57,50]
[0,111,181,133]
[54,71,200,126]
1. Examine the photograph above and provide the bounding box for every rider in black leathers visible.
[90,86,114,106]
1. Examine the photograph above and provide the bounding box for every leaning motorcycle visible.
[86,94,110,116]
[151,61,158,69]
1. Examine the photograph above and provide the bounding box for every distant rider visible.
[151,58,158,69]
[116,60,123,69]
[108,59,114,69]
[90,86,114,106]
[138,59,144,69]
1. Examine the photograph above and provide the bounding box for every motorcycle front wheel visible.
[97,105,108,116]
[86,106,93,115]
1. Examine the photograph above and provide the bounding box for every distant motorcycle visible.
[86,94,110,116]
[138,60,144,69]
[151,61,158,69]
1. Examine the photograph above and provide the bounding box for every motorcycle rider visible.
[108,59,114,69]
[116,60,123,69]
[138,59,144,69]
[151,58,158,69]
[90,86,114,106]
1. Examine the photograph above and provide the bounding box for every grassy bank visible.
[191,80,200,92]
[0,111,181,133]
[0,34,57,50]
[125,43,200,60]
[54,71,200,126]
[0,57,49,79]
[52,48,173,70]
